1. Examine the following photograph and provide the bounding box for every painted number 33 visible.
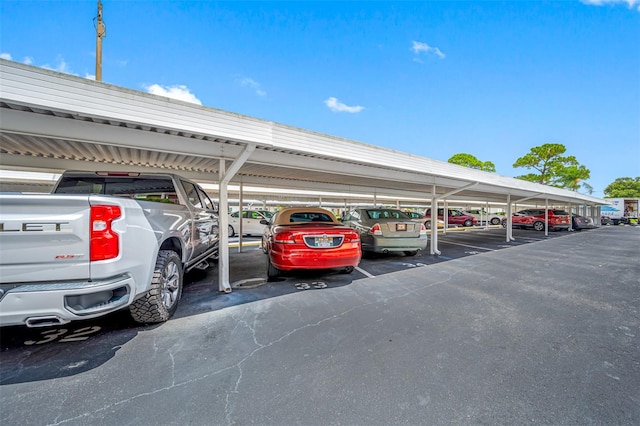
[24,326,101,345]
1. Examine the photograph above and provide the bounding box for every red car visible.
[501,208,571,231]
[423,208,478,228]
[261,207,361,279]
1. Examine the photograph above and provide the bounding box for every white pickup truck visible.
[0,171,219,328]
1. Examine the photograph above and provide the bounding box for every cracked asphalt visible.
[1,226,639,425]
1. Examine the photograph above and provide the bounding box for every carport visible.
[0,59,606,292]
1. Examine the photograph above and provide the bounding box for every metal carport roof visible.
[0,59,606,291]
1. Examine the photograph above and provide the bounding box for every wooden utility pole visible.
[95,0,106,81]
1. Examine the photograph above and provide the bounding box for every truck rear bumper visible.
[0,274,135,328]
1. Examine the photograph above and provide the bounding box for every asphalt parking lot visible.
[1,226,639,425]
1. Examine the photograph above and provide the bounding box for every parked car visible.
[461,209,502,225]
[501,209,571,231]
[404,211,445,228]
[600,216,612,226]
[404,211,424,220]
[571,213,596,230]
[228,209,272,237]
[342,207,428,256]
[261,207,361,279]
[424,208,478,228]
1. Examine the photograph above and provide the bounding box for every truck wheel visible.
[533,221,545,231]
[266,256,281,280]
[130,250,183,324]
[490,217,500,225]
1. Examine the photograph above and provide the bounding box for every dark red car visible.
[423,208,478,228]
[261,207,361,279]
[501,208,571,231]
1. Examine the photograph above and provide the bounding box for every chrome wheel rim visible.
[161,261,180,309]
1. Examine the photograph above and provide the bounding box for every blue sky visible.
[1,0,638,198]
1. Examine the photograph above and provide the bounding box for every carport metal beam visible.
[429,182,479,255]
[217,144,256,293]
[506,193,545,241]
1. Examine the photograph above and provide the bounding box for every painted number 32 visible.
[24,326,102,345]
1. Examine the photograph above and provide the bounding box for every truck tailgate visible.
[0,194,91,283]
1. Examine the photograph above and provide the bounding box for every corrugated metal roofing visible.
[0,59,605,206]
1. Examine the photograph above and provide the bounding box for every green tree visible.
[513,143,591,192]
[448,153,496,172]
[604,177,640,198]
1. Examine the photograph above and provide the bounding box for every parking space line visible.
[439,241,495,251]
[355,266,375,278]
[469,232,509,238]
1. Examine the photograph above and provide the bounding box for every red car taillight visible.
[420,224,427,235]
[90,204,121,261]
[343,231,361,243]
[274,231,296,244]
[369,224,383,236]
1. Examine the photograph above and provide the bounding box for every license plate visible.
[396,223,407,231]
[315,236,333,247]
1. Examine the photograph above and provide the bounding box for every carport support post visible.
[217,144,256,293]
[506,194,514,242]
[568,202,573,231]
[218,159,231,293]
[485,201,490,228]
[443,200,448,234]
[430,196,441,255]
[238,182,244,253]
[545,198,549,236]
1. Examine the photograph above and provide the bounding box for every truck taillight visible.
[90,205,121,261]
[274,231,296,244]
[369,224,382,236]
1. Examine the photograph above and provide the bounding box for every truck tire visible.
[130,250,183,324]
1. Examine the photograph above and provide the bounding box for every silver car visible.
[342,207,428,256]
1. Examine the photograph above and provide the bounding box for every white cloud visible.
[237,77,267,96]
[145,84,202,105]
[1,52,115,81]
[324,97,365,113]
[42,56,73,74]
[581,0,640,10]
[411,40,446,61]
